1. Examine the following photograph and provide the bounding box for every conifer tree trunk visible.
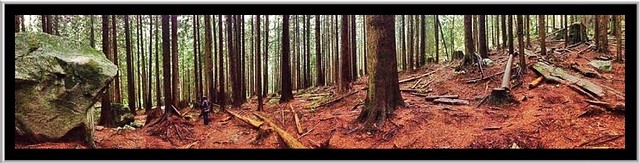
[526,15,531,48]
[339,15,352,94]
[407,15,414,70]
[350,15,357,80]
[162,15,175,117]
[614,15,623,63]
[171,15,180,107]
[89,15,95,48]
[264,15,269,96]
[434,15,439,63]
[464,15,474,58]
[401,15,406,70]
[99,15,113,127]
[419,15,426,65]
[501,15,507,49]
[473,15,479,52]
[280,15,294,103]
[217,15,226,109]
[255,15,263,111]
[315,15,324,86]
[193,15,201,101]
[539,15,546,55]
[204,15,214,108]
[596,15,609,53]
[479,15,488,58]
[508,15,514,54]
[125,15,137,114]
[146,15,153,110]
[155,15,162,108]
[112,15,121,103]
[517,15,526,74]
[357,15,404,131]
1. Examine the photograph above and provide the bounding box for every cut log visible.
[571,63,601,78]
[289,104,305,135]
[424,95,459,101]
[226,109,264,128]
[433,98,469,105]
[253,112,308,149]
[531,61,605,98]
[528,76,545,89]
[586,100,625,113]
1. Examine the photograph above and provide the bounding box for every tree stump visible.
[568,23,588,45]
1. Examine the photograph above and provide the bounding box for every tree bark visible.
[112,15,121,103]
[508,15,514,55]
[464,15,475,58]
[357,15,404,131]
[596,15,609,53]
[89,15,95,48]
[204,15,215,109]
[501,15,507,49]
[280,15,294,103]
[339,15,352,94]
[124,15,137,114]
[217,15,225,109]
[171,15,180,107]
[526,15,531,48]
[517,15,526,74]
[478,15,488,58]
[434,15,440,63]
[539,15,547,55]
[162,15,175,117]
[419,15,426,66]
[401,15,407,70]
[255,15,263,111]
[99,15,113,127]
[155,15,162,108]
[614,15,623,63]
[264,15,270,96]
[315,15,324,86]
[193,15,201,101]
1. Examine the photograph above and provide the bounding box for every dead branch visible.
[576,134,623,147]
[433,98,469,105]
[290,104,305,135]
[226,109,264,128]
[399,66,445,84]
[411,78,423,89]
[425,95,459,101]
[253,112,308,149]
[313,91,358,108]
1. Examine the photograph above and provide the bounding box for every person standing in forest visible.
[199,96,211,125]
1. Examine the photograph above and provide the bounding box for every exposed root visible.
[147,116,195,145]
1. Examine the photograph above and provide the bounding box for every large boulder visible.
[106,103,135,127]
[15,32,117,145]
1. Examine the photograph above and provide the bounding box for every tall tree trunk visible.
[204,15,215,109]
[333,15,339,86]
[464,15,475,58]
[155,15,162,108]
[401,15,406,70]
[508,15,514,55]
[501,15,507,49]
[193,15,201,102]
[46,15,53,34]
[99,15,113,127]
[255,15,263,111]
[596,15,609,53]
[124,15,136,114]
[15,15,20,33]
[350,15,357,80]
[473,15,478,52]
[363,15,367,75]
[434,15,439,63]
[148,16,154,109]
[89,15,95,48]
[53,15,59,35]
[227,15,239,107]
[315,15,324,86]
[479,15,488,58]
[407,15,414,70]
[614,15,623,63]
[517,15,526,74]
[264,15,269,96]
[526,15,531,48]
[217,15,226,109]
[339,15,352,94]
[419,15,426,65]
[280,15,294,103]
[240,15,247,103]
[171,15,180,107]
[140,15,150,112]
[162,15,175,117]
[564,15,568,48]
[357,15,404,131]
[539,15,546,55]
[112,15,121,103]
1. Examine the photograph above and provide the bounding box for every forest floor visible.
[16,41,626,149]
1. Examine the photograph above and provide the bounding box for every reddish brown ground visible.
[16,41,625,149]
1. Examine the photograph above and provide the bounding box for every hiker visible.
[200,96,211,125]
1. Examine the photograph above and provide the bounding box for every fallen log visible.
[425,95,459,101]
[586,100,625,113]
[571,63,601,78]
[253,112,308,149]
[569,84,598,100]
[289,104,305,135]
[312,91,358,108]
[433,98,469,105]
[398,66,444,84]
[531,61,605,98]
[294,93,332,98]
[529,76,545,89]
[400,89,432,94]
[488,53,516,105]
[226,109,264,128]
